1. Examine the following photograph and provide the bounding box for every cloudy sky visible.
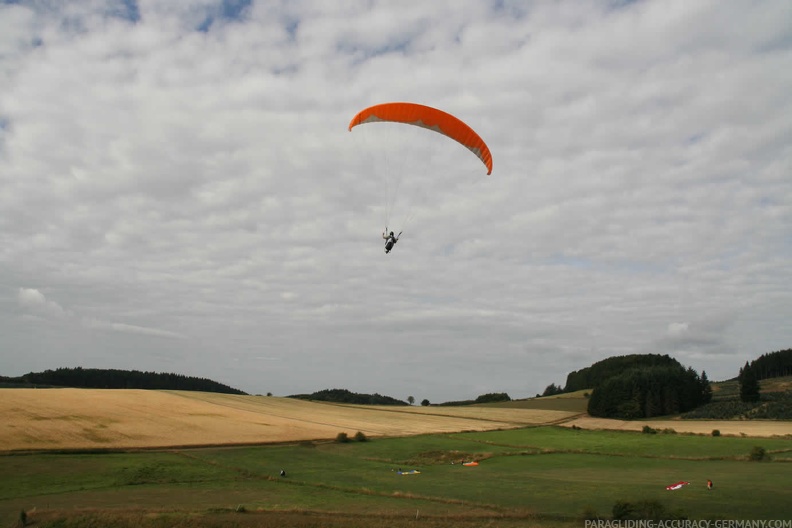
[1,0,790,403]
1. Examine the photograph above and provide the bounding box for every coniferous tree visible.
[542,383,563,396]
[564,354,680,392]
[739,362,761,403]
[745,348,792,380]
[700,370,713,404]
[588,364,709,419]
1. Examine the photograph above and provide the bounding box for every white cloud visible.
[82,318,187,339]
[17,287,68,318]
[667,322,689,336]
[1,0,790,400]
[15,287,185,340]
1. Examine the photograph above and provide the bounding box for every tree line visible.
[0,367,246,394]
[564,353,681,393]
[552,348,792,416]
[738,348,792,403]
[288,388,408,406]
[741,348,792,381]
[287,390,513,407]
[587,364,712,419]
[547,353,714,419]
[435,392,511,406]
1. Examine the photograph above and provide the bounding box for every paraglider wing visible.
[666,481,690,490]
[348,102,493,175]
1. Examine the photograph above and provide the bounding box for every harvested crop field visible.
[0,389,579,451]
[562,416,792,437]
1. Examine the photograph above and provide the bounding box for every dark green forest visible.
[563,353,680,392]
[288,388,408,406]
[586,364,711,419]
[567,349,792,420]
[734,348,792,405]
[436,392,512,406]
[0,367,246,395]
[287,390,513,407]
[740,348,792,380]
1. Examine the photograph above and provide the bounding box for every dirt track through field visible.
[0,389,578,451]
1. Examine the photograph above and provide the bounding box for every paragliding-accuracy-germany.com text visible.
[585,521,792,528]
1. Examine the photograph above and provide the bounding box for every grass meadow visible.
[2,426,791,527]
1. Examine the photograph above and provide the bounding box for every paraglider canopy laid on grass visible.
[666,481,690,490]
[348,102,493,175]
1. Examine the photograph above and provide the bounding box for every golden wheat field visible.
[0,389,579,452]
[3,389,789,452]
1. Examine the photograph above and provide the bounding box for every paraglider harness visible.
[383,229,401,254]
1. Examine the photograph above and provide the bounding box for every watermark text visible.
[585,521,792,528]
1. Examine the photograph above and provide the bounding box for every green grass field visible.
[2,426,791,527]
[483,392,590,413]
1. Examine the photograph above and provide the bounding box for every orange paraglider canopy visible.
[348,102,493,175]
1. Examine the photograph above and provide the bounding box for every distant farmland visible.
[2,388,789,453]
[0,389,580,452]
[561,416,792,437]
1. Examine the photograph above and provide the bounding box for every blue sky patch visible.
[283,17,299,41]
[684,132,706,146]
[198,0,252,32]
[113,0,140,23]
